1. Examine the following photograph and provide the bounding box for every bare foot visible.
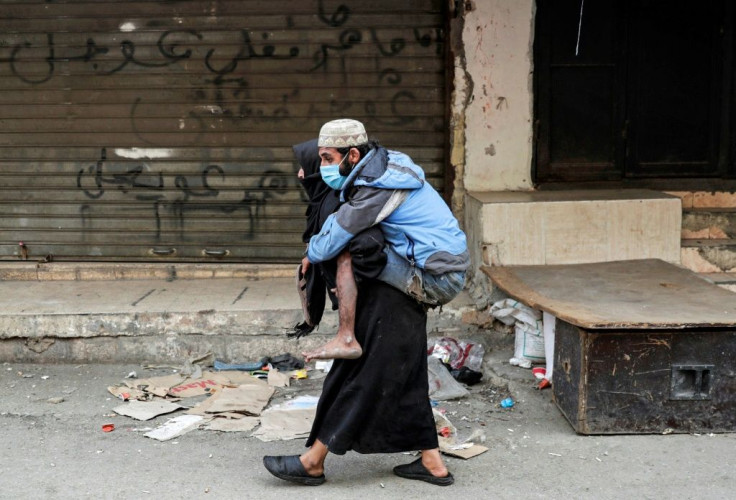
[302,335,362,362]
[421,450,449,478]
[299,454,324,477]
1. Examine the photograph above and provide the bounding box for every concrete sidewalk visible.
[0,263,476,363]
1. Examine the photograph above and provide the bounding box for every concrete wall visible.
[451,0,536,208]
[450,0,537,304]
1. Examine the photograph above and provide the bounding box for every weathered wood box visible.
[553,322,736,434]
[485,260,736,435]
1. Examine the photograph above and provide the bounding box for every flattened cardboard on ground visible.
[212,371,264,386]
[440,443,489,459]
[267,368,290,387]
[251,395,319,442]
[183,373,271,418]
[185,392,245,419]
[185,393,220,416]
[125,374,185,397]
[144,415,206,441]
[168,372,223,398]
[113,399,184,421]
[204,416,260,433]
[107,385,148,401]
[205,384,274,415]
[167,371,264,398]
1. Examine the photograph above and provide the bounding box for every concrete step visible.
[0,277,476,364]
[682,208,736,240]
[681,239,736,273]
[699,273,736,293]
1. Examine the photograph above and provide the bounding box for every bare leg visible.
[302,250,362,362]
[420,448,450,477]
[300,439,329,476]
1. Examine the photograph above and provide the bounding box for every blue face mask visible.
[320,155,349,190]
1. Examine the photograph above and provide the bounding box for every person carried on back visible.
[300,118,469,362]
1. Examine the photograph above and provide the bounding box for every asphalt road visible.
[1,331,733,500]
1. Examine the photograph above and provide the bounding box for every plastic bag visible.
[428,337,485,371]
[427,355,468,400]
[510,322,545,368]
[491,299,545,368]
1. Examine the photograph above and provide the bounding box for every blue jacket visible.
[307,147,469,274]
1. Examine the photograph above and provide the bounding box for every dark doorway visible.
[534,0,733,187]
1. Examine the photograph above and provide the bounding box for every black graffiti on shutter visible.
[370,29,405,57]
[204,29,300,76]
[7,30,201,83]
[414,28,445,56]
[76,148,164,199]
[2,15,441,129]
[76,148,289,240]
[190,78,310,126]
[0,2,444,253]
[318,0,350,28]
[365,91,417,126]
[170,169,289,241]
[309,28,362,73]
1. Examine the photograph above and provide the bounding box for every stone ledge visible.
[0,300,480,364]
[0,272,476,362]
[0,262,294,281]
[0,309,314,340]
[465,189,682,267]
[0,334,327,364]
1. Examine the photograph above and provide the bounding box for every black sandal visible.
[393,458,454,486]
[263,455,326,486]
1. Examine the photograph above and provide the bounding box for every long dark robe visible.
[306,279,438,455]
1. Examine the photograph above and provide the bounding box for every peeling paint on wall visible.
[460,0,535,191]
[449,0,473,219]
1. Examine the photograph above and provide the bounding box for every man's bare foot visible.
[421,450,449,478]
[302,335,362,362]
[299,453,325,477]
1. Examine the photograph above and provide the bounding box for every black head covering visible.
[294,138,327,202]
[292,139,340,243]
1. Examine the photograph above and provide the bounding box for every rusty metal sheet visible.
[483,259,736,329]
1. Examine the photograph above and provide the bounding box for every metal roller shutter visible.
[0,0,448,262]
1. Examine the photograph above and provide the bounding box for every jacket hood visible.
[347,147,425,191]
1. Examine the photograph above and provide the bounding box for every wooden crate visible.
[484,259,736,434]
[553,321,736,434]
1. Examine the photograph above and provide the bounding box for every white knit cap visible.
[317,119,368,148]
